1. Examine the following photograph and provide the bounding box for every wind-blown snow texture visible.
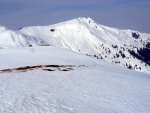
[0,46,150,113]
[0,17,150,73]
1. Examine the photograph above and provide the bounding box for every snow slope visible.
[0,26,47,48]
[0,46,150,113]
[0,17,150,73]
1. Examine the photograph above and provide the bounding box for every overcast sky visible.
[0,0,150,33]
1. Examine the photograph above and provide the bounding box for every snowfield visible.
[0,46,150,113]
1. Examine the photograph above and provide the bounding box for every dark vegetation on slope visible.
[128,48,150,66]
[146,42,150,48]
[132,32,140,39]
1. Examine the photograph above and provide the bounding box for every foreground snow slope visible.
[0,46,150,113]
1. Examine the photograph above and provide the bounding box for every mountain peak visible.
[76,17,96,24]
[77,17,94,21]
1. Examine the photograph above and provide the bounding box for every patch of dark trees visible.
[128,48,150,66]
[29,45,32,47]
[127,64,132,69]
[146,42,150,48]
[112,45,118,49]
[132,32,140,39]
[119,50,126,58]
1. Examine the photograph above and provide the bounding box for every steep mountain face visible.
[0,17,150,73]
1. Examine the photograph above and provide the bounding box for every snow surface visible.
[0,46,150,113]
[0,26,47,48]
[0,17,149,73]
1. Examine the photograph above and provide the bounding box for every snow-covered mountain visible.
[0,17,150,73]
[0,18,150,113]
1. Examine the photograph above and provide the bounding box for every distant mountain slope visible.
[0,26,47,48]
[0,17,150,73]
